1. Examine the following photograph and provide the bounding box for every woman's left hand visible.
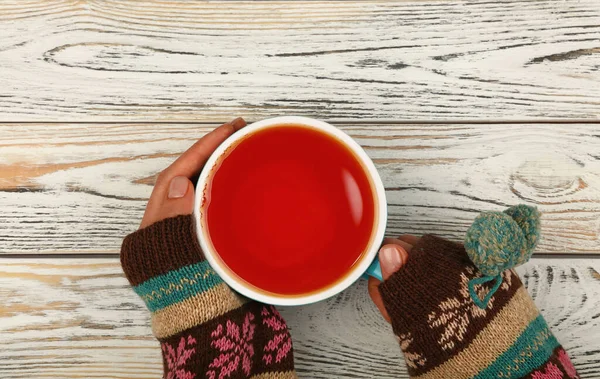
[368,235,416,322]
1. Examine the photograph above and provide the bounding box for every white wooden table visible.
[1,1,600,378]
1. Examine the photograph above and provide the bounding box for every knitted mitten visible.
[379,207,579,379]
[121,214,296,379]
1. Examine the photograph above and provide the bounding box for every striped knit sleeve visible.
[121,214,297,379]
[379,235,579,379]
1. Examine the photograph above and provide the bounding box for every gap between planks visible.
[2,253,600,259]
[2,119,600,125]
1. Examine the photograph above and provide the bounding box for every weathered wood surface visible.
[2,122,600,254]
[2,1,600,377]
[1,0,600,121]
[0,258,598,379]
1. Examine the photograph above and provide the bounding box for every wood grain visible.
[1,0,600,121]
[0,258,598,378]
[2,122,600,254]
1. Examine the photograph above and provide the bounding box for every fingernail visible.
[168,176,189,199]
[379,245,403,274]
[230,117,246,130]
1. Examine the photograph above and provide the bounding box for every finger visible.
[165,117,246,179]
[368,277,391,323]
[379,244,409,280]
[397,234,420,246]
[230,117,247,132]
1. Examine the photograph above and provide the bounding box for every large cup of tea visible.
[194,116,387,305]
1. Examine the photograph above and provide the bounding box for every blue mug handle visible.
[362,257,383,281]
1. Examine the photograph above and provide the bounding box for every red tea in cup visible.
[202,124,377,296]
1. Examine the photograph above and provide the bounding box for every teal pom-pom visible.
[504,204,541,253]
[464,205,541,277]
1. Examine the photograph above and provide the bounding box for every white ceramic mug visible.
[193,116,387,306]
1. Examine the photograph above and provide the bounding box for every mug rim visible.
[193,116,387,306]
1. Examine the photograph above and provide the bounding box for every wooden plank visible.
[1,0,599,121]
[2,122,600,254]
[0,258,598,378]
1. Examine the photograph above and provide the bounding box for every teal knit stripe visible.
[473,315,559,379]
[133,260,223,312]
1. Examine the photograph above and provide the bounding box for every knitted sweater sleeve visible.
[120,214,296,379]
[379,235,579,379]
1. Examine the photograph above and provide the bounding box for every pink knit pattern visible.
[161,335,197,379]
[261,306,292,365]
[206,313,256,379]
[558,348,579,379]
[531,362,563,379]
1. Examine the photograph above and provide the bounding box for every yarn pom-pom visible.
[464,205,541,277]
[504,204,541,253]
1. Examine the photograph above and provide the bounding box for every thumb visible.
[368,244,409,323]
[164,175,196,217]
[139,175,196,229]
[379,244,409,280]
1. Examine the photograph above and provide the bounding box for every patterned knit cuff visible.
[120,215,297,379]
[378,235,578,379]
[119,214,245,325]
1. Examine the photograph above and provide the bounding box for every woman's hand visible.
[368,235,418,322]
[139,117,246,229]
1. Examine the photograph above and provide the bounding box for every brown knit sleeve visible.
[378,235,578,379]
[121,214,204,286]
[121,215,297,379]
